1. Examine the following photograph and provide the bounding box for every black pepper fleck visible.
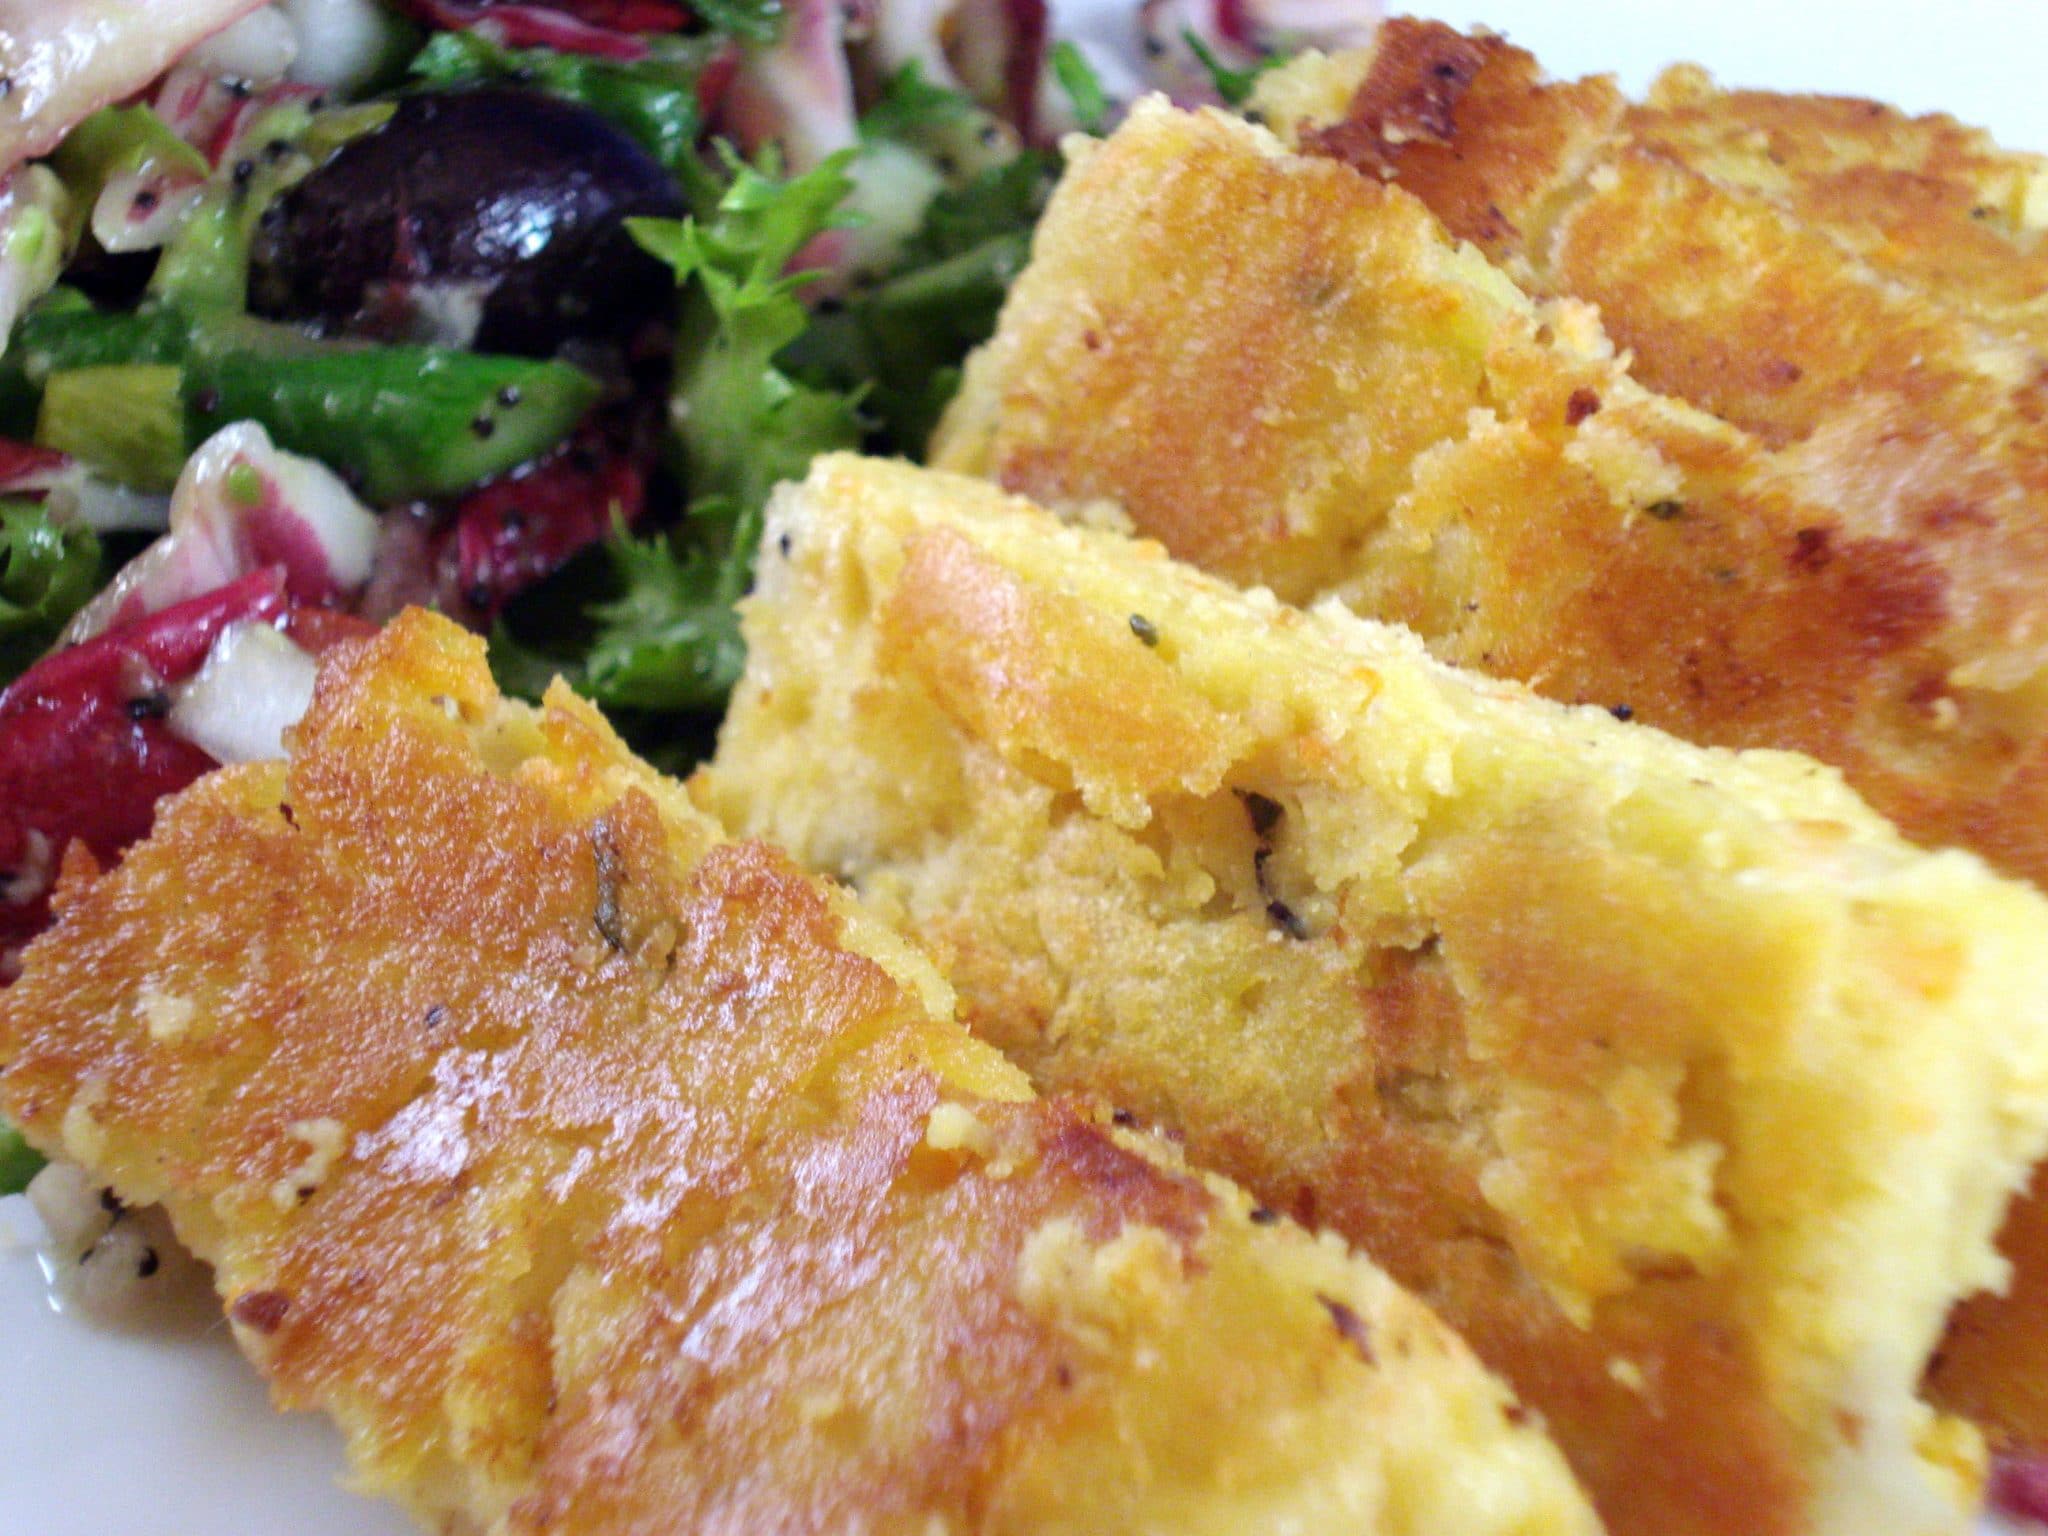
[470,414,496,440]
[132,188,161,214]
[1248,1206,1280,1226]
[591,816,628,951]
[497,384,523,408]
[1609,703,1634,722]
[1318,1293,1374,1363]
[125,691,170,721]
[1241,791,1284,839]
[137,1247,160,1279]
[1128,613,1159,646]
[1111,1107,1138,1128]
[1266,899,1310,941]
[1645,499,1686,521]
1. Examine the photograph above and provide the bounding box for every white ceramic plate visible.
[4,4,2045,1532]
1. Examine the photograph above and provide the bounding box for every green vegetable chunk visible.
[152,100,341,313]
[0,300,186,432]
[49,105,207,207]
[184,343,600,503]
[1050,41,1111,134]
[0,498,101,684]
[1183,31,1280,107]
[37,364,187,491]
[0,1122,42,1198]
[1,299,601,501]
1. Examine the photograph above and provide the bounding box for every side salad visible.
[0,0,1382,1188]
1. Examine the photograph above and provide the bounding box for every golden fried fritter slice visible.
[1257,22,2048,445]
[1251,25,1623,275]
[1628,65,2048,356]
[0,610,1599,1536]
[701,454,2048,1536]
[934,100,2048,890]
[938,75,2048,1463]
[1245,25,2048,1478]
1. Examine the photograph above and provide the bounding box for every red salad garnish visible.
[446,434,645,618]
[0,439,71,497]
[0,570,288,971]
[283,605,379,656]
[394,0,675,60]
[552,0,690,28]
[1002,0,1052,143]
[1991,1453,2048,1527]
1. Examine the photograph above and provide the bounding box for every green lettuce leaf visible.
[1,498,101,686]
[786,144,1050,453]
[495,150,863,717]
[1184,31,1279,107]
[0,1121,41,1197]
[1049,41,1110,134]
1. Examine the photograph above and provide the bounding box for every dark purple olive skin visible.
[249,88,684,357]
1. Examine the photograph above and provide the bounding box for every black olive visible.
[61,240,158,308]
[248,88,684,359]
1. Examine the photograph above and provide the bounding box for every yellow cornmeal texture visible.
[1253,23,2048,462]
[933,97,2048,894]
[700,455,2048,1536]
[0,612,1598,1536]
[1263,28,2048,1471]
[938,68,2048,1463]
[1249,24,2048,361]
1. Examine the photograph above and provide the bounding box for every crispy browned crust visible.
[1632,66,2048,356]
[1286,29,2048,1464]
[1300,23,1625,267]
[0,610,1598,1535]
[937,86,2048,1466]
[708,455,2048,1536]
[940,102,2048,892]
[1293,22,2048,451]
